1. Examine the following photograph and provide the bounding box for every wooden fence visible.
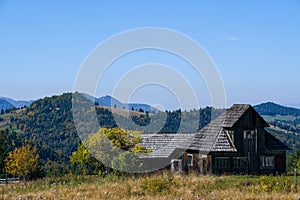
[0,175,20,184]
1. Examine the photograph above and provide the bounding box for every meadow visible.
[0,172,299,200]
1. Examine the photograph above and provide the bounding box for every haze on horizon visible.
[1,1,300,110]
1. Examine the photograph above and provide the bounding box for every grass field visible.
[261,115,299,122]
[1,172,300,200]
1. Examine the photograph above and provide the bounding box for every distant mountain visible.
[0,97,33,108]
[0,99,15,111]
[84,94,159,113]
[95,95,123,108]
[254,102,300,117]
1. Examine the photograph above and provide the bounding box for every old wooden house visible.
[141,104,290,175]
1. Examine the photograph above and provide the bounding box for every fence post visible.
[294,168,297,192]
[5,174,7,184]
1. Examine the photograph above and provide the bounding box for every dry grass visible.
[96,106,146,117]
[0,173,299,200]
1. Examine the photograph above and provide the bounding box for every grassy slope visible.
[0,173,299,200]
[261,114,298,122]
[0,109,26,134]
[96,106,146,117]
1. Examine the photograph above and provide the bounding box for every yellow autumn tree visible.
[84,128,151,173]
[5,144,41,181]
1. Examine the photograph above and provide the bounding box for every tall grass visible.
[0,172,299,199]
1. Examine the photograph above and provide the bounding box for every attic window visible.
[226,130,235,145]
[244,130,255,139]
[187,154,193,166]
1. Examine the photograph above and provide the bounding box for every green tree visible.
[5,144,41,181]
[70,143,104,175]
[84,128,150,173]
[0,130,8,176]
[287,149,300,172]
[111,151,142,174]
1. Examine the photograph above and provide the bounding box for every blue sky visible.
[1,1,300,109]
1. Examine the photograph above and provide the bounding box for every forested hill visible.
[254,102,300,117]
[254,102,300,150]
[0,93,220,172]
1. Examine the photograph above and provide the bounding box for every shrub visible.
[260,175,292,192]
[140,172,174,195]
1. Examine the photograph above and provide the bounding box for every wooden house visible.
[141,104,290,175]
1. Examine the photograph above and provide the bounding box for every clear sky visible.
[1,1,300,109]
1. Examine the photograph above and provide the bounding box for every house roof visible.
[185,112,237,153]
[264,130,291,151]
[222,104,269,128]
[222,104,251,127]
[140,134,195,158]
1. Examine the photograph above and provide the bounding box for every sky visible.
[1,1,300,110]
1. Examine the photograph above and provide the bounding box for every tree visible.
[5,144,41,181]
[111,151,142,175]
[1,109,4,115]
[84,128,151,173]
[0,130,7,176]
[70,143,104,175]
[287,149,300,172]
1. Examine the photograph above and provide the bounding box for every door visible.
[244,130,256,173]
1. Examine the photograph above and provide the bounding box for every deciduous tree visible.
[70,143,104,175]
[82,128,150,173]
[5,144,41,181]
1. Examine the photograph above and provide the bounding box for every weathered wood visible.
[0,177,20,184]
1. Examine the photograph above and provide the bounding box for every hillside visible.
[0,93,216,175]
[254,102,300,117]
[0,99,14,111]
[254,102,300,150]
[84,94,159,113]
[95,95,159,113]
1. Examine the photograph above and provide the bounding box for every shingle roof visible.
[222,104,251,127]
[185,112,236,153]
[140,134,195,158]
[264,130,291,151]
[211,129,236,152]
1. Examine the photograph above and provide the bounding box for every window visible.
[244,130,255,139]
[187,154,193,166]
[215,157,230,169]
[260,156,274,168]
[228,130,234,143]
[171,159,182,171]
[233,157,246,169]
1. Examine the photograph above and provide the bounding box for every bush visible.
[260,175,292,192]
[140,172,174,195]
